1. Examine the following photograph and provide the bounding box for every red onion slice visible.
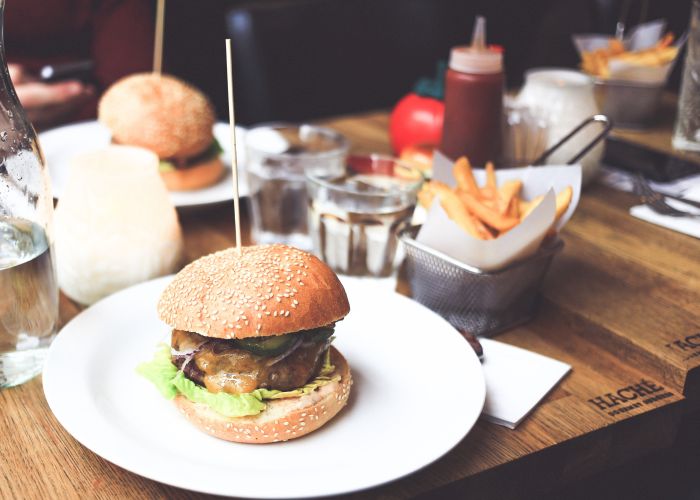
[265,336,304,366]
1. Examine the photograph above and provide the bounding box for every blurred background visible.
[5,0,693,128]
[166,0,692,124]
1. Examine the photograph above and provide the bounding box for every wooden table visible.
[2,112,699,500]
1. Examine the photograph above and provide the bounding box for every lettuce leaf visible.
[137,343,339,418]
[171,369,267,417]
[135,344,179,399]
[158,160,176,172]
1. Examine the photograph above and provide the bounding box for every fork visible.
[633,174,700,218]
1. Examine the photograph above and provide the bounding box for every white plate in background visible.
[39,121,247,208]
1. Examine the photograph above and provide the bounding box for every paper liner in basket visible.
[415,151,581,271]
[572,19,684,84]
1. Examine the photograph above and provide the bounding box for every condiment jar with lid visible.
[440,16,504,166]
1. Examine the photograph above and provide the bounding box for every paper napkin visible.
[479,339,571,429]
[630,204,700,239]
[629,183,700,239]
[598,166,700,239]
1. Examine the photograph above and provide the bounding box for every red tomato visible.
[389,93,444,155]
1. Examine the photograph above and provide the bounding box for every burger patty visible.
[166,140,221,170]
[171,329,332,395]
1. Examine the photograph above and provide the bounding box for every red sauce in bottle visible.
[439,17,504,166]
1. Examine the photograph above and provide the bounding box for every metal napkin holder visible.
[399,225,564,337]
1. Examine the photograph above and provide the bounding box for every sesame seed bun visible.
[159,156,224,191]
[98,73,216,159]
[173,346,352,443]
[157,245,350,339]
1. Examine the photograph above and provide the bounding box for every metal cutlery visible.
[634,174,700,218]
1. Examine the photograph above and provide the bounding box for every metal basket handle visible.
[532,114,613,166]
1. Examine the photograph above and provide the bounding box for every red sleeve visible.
[91,0,155,90]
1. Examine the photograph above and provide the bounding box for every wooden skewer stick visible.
[225,38,242,256]
[153,0,166,74]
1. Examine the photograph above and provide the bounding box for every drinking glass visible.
[673,0,700,152]
[306,154,422,277]
[0,0,59,387]
[245,124,348,250]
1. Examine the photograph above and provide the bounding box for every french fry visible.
[580,32,678,77]
[478,161,499,206]
[520,194,544,221]
[497,179,522,215]
[485,162,497,191]
[431,156,574,240]
[458,190,520,232]
[418,180,451,208]
[453,156,479,195]
[657,32,675,49]
[608,38,625,54]
[506,195,520,219]
[438,188,492,239]
[555,186,573,221]
[417,184,434,208]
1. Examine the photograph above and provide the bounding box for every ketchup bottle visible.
[439,17,504,165]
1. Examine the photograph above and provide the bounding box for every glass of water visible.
[673,0,700,151]
[306,155,422,277]
[0,26,59,386]
[245,124,348,251]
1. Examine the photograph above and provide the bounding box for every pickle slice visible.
[236,334,296,356]
[304,326,334,343]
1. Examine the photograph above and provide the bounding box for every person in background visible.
[4,0,154,130]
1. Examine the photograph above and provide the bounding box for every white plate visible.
[39,121,248,208]
[43,276,485,498]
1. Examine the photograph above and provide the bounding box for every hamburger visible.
[138,245,352,443]
[98,73,224,191]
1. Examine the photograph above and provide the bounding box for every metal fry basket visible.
[399,226,563,337]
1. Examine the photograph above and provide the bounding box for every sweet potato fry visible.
[458,190,519,232]
[453,156,479,195]
[438,189,492,239]
[555,186,573,221]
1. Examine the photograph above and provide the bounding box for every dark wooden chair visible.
[165,0,690,124]
[225,0,479,125]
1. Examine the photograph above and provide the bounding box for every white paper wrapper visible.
[572,19,684,84]
[416,152,581,271]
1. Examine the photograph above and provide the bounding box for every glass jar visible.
[0,0,59,387]
[516,69,604,185]
[672,0,700,152]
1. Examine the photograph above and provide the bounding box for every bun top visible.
[158,245,350,339]
[98,73,216,159]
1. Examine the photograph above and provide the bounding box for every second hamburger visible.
[98,73,224,191]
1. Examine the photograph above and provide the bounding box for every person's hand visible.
[8,63,94,129]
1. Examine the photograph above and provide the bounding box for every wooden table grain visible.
[2,111,699,500]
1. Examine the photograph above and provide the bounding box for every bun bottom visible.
[174,347,352,444]
[160,156,224,191]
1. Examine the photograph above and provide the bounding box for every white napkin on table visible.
[629,184,700,239]
[479,339,571,429]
